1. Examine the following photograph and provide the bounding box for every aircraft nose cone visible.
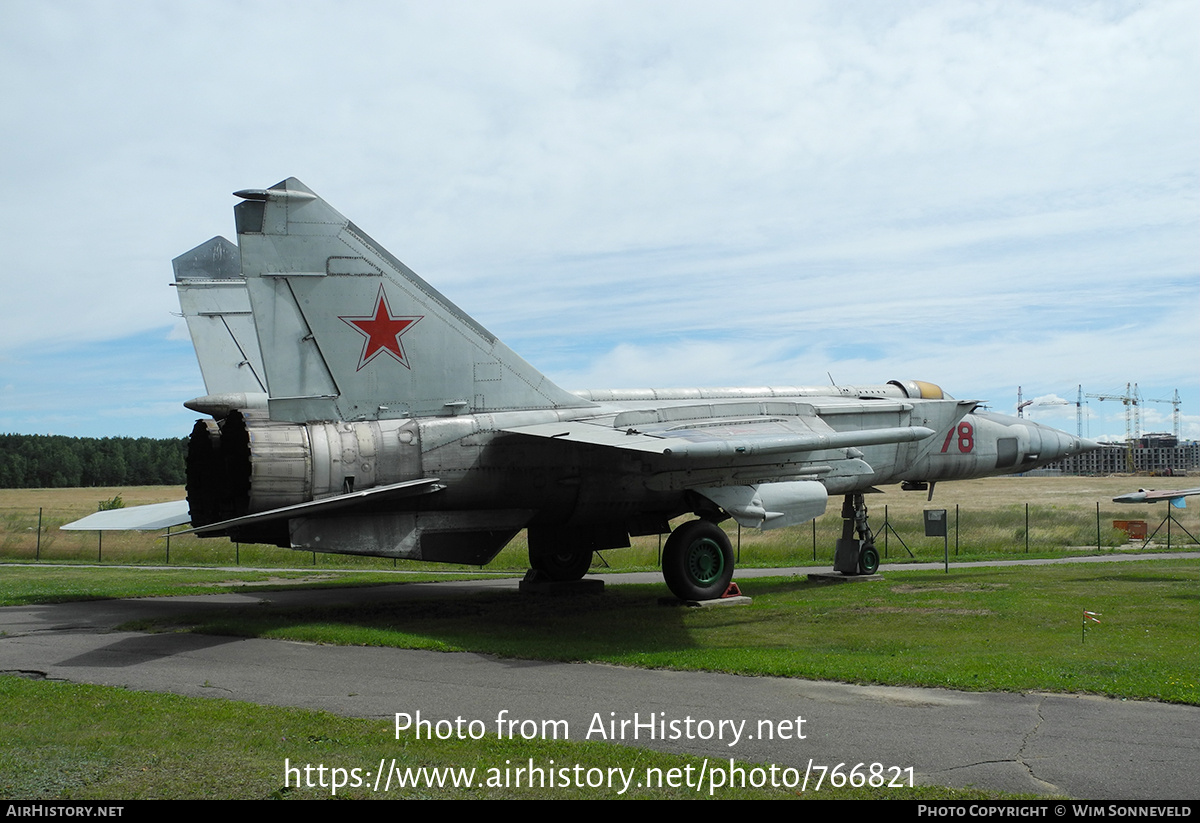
[1034,425,1096,461]
[1056,433,1101,458]
[1050,431,1087,458]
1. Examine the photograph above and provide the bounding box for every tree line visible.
[0,434,187,488]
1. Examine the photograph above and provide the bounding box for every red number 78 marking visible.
[941,421,974,453]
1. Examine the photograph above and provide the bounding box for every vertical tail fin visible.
[173,237,269,415]
[234,178,591,423]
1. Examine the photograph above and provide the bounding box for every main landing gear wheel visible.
[529,547,593,581]
[662,520,735,601]
[858,544,880,575]
[527,530,594,581]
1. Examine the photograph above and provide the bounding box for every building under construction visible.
[1050,434,1199,476]
[1021,384,1194,475]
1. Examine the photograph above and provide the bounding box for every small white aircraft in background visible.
[1113,488,1200,509]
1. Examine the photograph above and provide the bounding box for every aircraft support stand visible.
[1139,507,1200,550]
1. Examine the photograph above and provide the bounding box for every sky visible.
[1,0,1196,442]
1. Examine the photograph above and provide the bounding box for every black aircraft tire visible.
[662,520,735,601]
[529,547,594,582]
[858,544,880,576]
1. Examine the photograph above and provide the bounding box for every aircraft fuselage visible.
[188,387,1090,569]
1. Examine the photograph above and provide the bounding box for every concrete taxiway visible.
[1,559,1197,799]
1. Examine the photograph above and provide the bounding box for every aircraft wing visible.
[504,414,933,530]
[183,477,444,536]
[61,500,192,531]
[1113,488,1200,508]
[61,478,445,535]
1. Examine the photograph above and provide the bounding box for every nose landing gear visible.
[834,491,879,576]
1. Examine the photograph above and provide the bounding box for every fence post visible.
[36,507,42,560]
[1025,503,1029,553]
[1096,501,1100,550]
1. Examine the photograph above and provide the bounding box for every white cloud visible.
[0,0,1195,437]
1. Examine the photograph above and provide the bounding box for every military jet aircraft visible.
[66,178,1098,601]
[1113,488,1200,508]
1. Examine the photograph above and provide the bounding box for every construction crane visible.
[1145,390,1182,440]
[1075,384,1083,440]
[1087,383,1141,472]
[1017,385,1083,438]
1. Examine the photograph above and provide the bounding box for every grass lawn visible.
[0,565,507,607]
[1,676,1023,800]
[117,559,1199,705]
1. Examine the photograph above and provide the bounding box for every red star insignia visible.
[339,286,423,371]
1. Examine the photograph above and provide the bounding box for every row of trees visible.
[0,434,187,488]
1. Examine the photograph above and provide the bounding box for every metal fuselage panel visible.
[416,413,669,525]
[894,410,1091,483]
[417,398,1087,524]
[406,397,1053,523]
[196,389,1090,563]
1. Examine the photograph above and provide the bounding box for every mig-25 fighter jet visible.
[67,179,1098,601]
